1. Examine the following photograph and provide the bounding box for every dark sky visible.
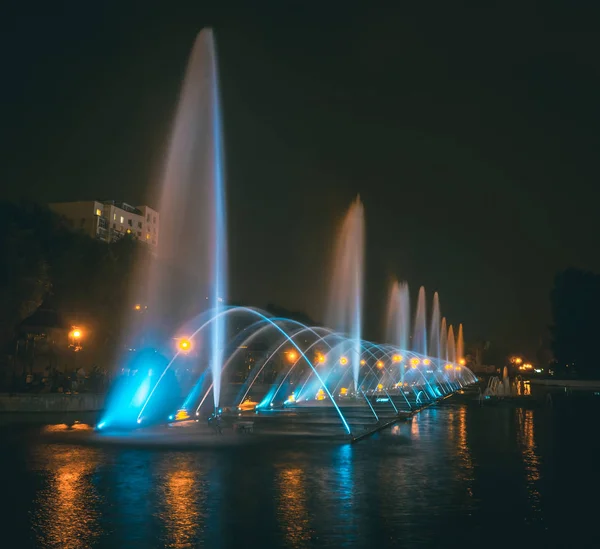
[2,3,599,357]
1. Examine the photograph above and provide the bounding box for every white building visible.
[49,200,159,248]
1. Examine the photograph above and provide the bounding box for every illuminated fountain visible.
[456,323,464,364]
[101,28,226,429]
[413,286,427,355]
[429,293,441,362]
[386,281,410,385]
[96,30,477,439]
[325,196,365,393]
[440,317,447,361]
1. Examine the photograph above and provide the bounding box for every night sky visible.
[2,3,599,357]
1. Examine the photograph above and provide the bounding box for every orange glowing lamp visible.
[376,360,384,369]
[287,350,298,362]
[392,354,403,363]
[339,356,349,366]
[178,338,192,352]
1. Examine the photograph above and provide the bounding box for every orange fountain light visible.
[178,338,192,352]
[287,349,298,362]
[392,354,403,363]
[376,360,384,369]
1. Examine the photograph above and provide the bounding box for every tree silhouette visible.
[550,268,600,378]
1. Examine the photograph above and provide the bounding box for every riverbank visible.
[0,392,105,413]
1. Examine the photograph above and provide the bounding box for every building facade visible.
[49,200,159,248]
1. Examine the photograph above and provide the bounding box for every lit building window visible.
[113,213,116,221]
[120,216,124,224]
[146,233,150,240]
[95,208,101,216]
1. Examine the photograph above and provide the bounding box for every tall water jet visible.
[386,280,410,350]
[457,324,464,364]
[413,286,427,355]
[440,317,448,362]
[145,29,227,410]
[447,325,456,364]
[326,196,365,392]
[386,280,410,383]
[429,292,441,360]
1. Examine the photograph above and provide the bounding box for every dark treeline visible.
[550,268,600,378]
[0,201,150,364]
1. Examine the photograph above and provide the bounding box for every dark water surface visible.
[1,401,598,548]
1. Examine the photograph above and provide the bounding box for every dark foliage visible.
[550,268,600,378]
[0,201,150,361]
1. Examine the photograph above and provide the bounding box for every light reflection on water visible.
[5,402,598,548]
[516,408,542,518]
[159,455,207,548]
[31,446,101,549]
[276,467,311,547]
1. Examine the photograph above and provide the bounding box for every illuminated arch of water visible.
[99,306,476,436]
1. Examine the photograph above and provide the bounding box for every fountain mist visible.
[447,325,456,364]
[326,196,365,391]
[386,280,410,350]
[146,29,227,409]
[386,280,410,383]
[429,292,441,360]
[413,286,427,355]
[440,317,447,362]
[457,323,464,363]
